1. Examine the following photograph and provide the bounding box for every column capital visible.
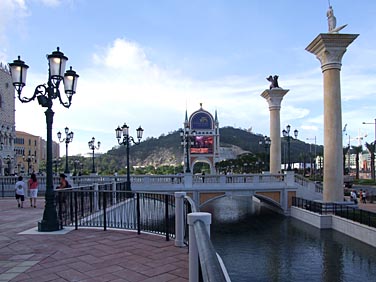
[261,88,289,110]
[306,33,358,72]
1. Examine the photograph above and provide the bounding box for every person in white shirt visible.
[15,176,27,208]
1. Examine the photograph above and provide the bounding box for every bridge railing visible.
[292,197,376,228]
[56,184,177,240]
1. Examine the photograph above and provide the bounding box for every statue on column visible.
[327,6,337,32]
[266,75,279,89]
[326,5,347,33]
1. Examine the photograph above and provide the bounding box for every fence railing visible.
[292,197,376,228]
[56,186,177,240]
[56,187,230,281]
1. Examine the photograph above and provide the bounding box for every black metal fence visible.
[56,186,178,240]
[292,197,376,228]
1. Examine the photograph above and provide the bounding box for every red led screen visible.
[190,136,213,154]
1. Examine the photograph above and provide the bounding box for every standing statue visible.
[266,75,279,89]
[327,6,337,32]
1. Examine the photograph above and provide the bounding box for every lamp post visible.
[57,127,73,174]
[53,158,61,175]
[115,123,144,191]
[180,127,196,173]
[259,136,271,171]
[88,137,100,174]
[363,119,376,142]
[73,160,80,176]
[9,47,79,232]
[23,154,34,175]
[306,136,317,178]
[282,125,298,171]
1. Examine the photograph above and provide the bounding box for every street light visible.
[259,136,271,171]
[115,123,144,191]
[88,137,100,174]
[306,136,317,177]
[180,127,196,173]
[23,154,34,175]
[363,119,376,142]
[53,158,61,175]
[57,127,74,174]
[282,125,298,171]
[73,159,80,176]
[9,47,79,232]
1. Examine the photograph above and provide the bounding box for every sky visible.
[1,0,376,157]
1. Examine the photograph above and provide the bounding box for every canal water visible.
[202,196,376,282]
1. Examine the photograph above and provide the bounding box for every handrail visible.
[193,219,228,282]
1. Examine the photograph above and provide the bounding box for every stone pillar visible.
[306,33,358,202]
[261,89,289,174]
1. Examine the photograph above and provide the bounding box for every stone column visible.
[261,89,289,174]
[306,33,358,202]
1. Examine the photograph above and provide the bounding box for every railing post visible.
[74,191,78,230]
[175,192,186,247]
[103,191,107,231]
[184,173,193,190]
[165,194,169,241]
[188,212,212,282]
[137,193,141,235]
[94,183,99,211]
[112,181,117,204]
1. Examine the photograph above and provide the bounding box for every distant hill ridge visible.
[104,126,323,168]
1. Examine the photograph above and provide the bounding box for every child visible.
[15,176,27,208]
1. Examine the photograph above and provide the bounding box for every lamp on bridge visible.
[259,136,271,171]
[88,137,100,174]
[180,127,196,173]
[57,127,74,174]
[9,47,79,231]
[115,123,144,192]
[282,125,298,171]
[23,154,34,175]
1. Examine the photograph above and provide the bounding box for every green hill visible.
[88,126,323,174]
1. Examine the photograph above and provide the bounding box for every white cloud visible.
[0,0,28,47]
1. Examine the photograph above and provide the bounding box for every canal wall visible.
[291,207,376,248]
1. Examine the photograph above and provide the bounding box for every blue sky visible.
[1,0,376,156]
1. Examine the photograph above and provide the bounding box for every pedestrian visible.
[362,190,367,204]
[15,176,27,208]
[28,173,38,208]
[56,173,71,189]
[350,190,358,204]
[359,189,363,203]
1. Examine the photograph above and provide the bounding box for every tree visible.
[351,145,363,179]
[365,142,375,181]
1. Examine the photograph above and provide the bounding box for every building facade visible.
[15,131,60,175]
[0,64,16,175]
[183,104,220,174]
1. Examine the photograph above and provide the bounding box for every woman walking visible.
[28,173,38,208]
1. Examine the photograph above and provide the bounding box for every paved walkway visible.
[0,198,188,282]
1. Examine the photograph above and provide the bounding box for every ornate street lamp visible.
[23,154,34,175]
[53,158,61,175]
[9,47,79,232]
[180,127,196,173]
[282,125,298,171]
[57,127,74,174]
[259,135,271,171]
[306,137,317,178]
[115,123,143,191]
[88,137,100,174]
[73,159,80,176]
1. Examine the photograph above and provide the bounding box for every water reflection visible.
[202,196,376,282]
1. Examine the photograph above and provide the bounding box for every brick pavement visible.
[0,198,188,282]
